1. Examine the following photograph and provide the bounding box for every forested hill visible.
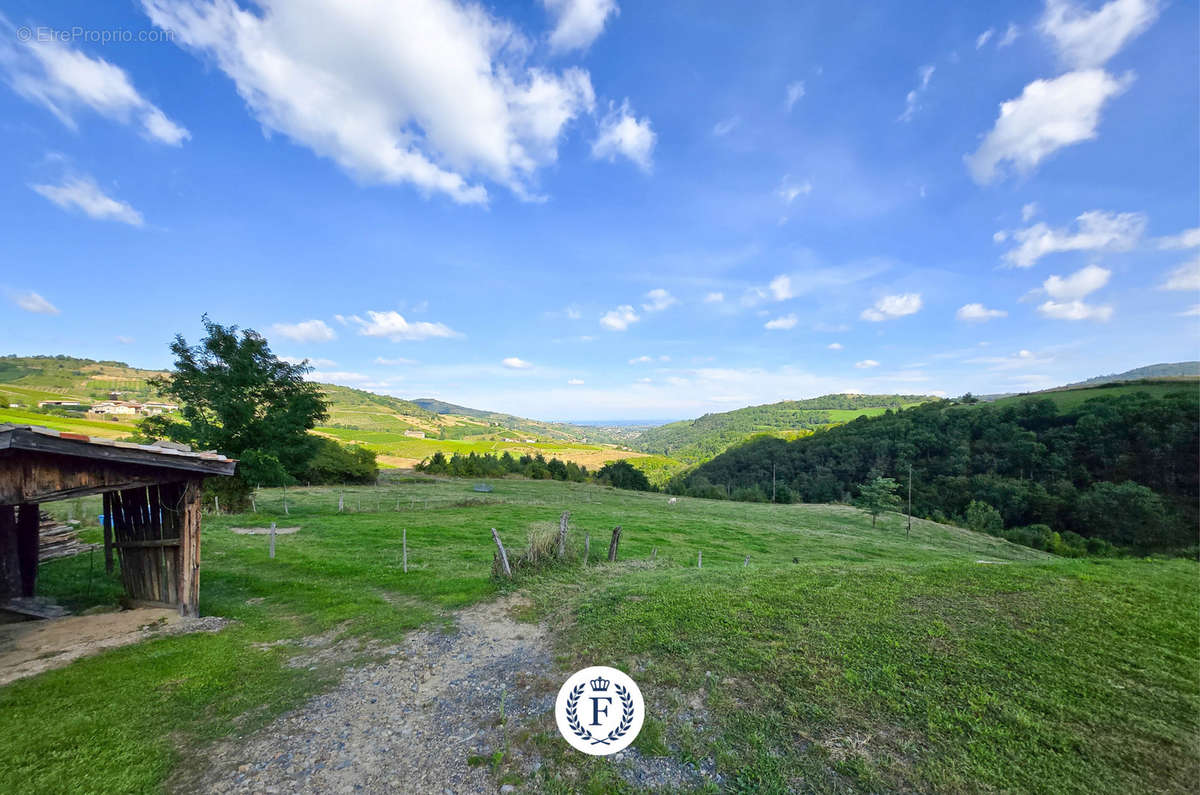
[680,388,1199,550]
[1065,361,1199,386]
[633,393,932,463]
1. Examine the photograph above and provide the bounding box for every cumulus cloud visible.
[281,355,337,367]
[957,303,1008,322]
[1037,264,1113,321]
[30,176,143,225]
[1040,0,1160,70]
[1022,202,1040,222]
[861,293,922,322]
[1160,258,1200,291]
[998,23,1020,47]
[1158,228,1200,250]
[855,359,879,369]
[599,304,638,331]
[1180,305,1200,317]
[502,356,533,369]
[641,288,676,312]
[898,64,935,122]
[591,99,655,171]
[0,15,189,144]
[543,0,618,53]
[271,319,336,343]
[143,0,599,203]
[567,377,585,385]
[354,310,461,340]
[785,81,805,110]
[9,290,59,315]
[976,28,995,49]
[966,70,1132,184]
[704,291,724,303]
[764,314,798,330]
[307,370,372,384]
[827,342,843,350]
[776,176,812,203]
[768,275,795,301]
[1001,209,1145,267]
[375,356,417,365]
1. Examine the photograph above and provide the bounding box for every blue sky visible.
[1,0,1197,420]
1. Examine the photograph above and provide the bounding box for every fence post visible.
[339,494,344,512]
[251,495,256,513]
[283,498,289,516]
[651,547,656,561]
[491,528,512,578]
[557,511,570,558]
[403,528,408,573]
[697,550,702,568]
[743,554,749,566]
[269,522,276,559]
[607,526,622,562]
[584,531,590,566]
[214,495,220,514]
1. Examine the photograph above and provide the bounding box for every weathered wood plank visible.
[16,504,39,597]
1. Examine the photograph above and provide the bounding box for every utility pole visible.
[906,464,913,538]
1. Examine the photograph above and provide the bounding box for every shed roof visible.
[0,424,237,477]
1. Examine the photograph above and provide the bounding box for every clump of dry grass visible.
[492,521,578,579]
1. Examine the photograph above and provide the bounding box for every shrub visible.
[966,500,1004,536]
[731,485,767,503]
[1076,481,1167,548]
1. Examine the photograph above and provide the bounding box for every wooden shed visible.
[0,424,235,617]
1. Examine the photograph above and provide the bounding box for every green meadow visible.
[1,478,1194,792]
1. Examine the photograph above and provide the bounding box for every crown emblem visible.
[589,675,610,692]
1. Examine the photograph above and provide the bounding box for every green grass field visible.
[0,406,139,436]
[1,480,1195,793]
[992,380,1198,411]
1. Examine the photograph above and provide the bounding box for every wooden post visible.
[214,495,220,514]
[0,506,20,599]
[557,511,570,558]
[269,522,276,559]
[251,495,257,513]
[16,504,39,597]
[339,494,344,512]
[651,547,656,561]
[583,531,590,566]
[743,554,749,566]
[607,526,622,562]
[177,479,203,617]
[283,498,289,516]
[772,462,776,503]
[102,491,114,574]
[906,464,913,538]
[402,529,408,573]
[491,528,512,578]
[697,549,702,569]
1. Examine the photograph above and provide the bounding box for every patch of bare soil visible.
[190,595,556,794]
[230,526,301,535]
[0,608,229,686]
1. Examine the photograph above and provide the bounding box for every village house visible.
[90,401,179,417]
[403,429,425,439]
[36,400,82,409]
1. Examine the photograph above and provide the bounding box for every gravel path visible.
[196,595,553,794]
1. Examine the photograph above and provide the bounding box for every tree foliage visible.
[595,459,653,491]
[855,476,901,527]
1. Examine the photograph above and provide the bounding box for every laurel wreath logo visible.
[564,682,635,745]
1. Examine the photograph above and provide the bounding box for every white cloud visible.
[30,176,143,226]
[271,319,337,343]
[144,0,598,204]
[629,355,653,364]
[641,288,676,312]
[0,16,189,144]
[307,370,373,384]
[827,342,843,350]
[116,335,134,344]
[592,99,655,171]
[1040,0,1160,70]
[502,356,533,369]
[1002,210,1144,267]
[776,176,812,203]
[764,314,798,330]
[1021,202,1039,222]
[281,356,337,367]
[785,81,805,110]
[1044,264,1111,299]
[712,115,740,136]
[355,310,461,340]
[1180,305,1200,317]
[998,23,1020,47]
[861,293,923,322]
[976,28,995,49]
[1038,299,1113,321]
[957,303,1008,322]
[543,0,619,53]
[375,356,417,365]
[966,69,1132,184]
[855,359,879,369]
[768,275,795,301]
[703,291,724,303]
[599,304,638,331]
[567,378,585,385]
[1158,228,1200,250]
[1161,258,1200,291]
[10,290,59,315]
[899,64,935,122]
[1037,264,1113,321]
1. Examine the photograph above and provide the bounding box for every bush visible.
[731,485,767,503]
[1077,481,1168,548]
[966,500,1004,536]
[301,437,378,484]
[596,460,652,491]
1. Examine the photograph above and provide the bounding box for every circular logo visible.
[555,666,644,755]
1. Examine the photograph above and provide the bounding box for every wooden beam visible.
[1,429,235,477]
[177,479,202,617]
[16,504,38,597]
[0,506,18,599]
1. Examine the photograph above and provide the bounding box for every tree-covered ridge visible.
[633,393,932,463]
[681,389,1199,550]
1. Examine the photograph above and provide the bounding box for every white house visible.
[403,429,426,439]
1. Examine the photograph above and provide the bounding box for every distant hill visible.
[980,362,1200,402]
[631,394,934,464]
[411,398,630,444]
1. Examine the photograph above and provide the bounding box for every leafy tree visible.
[855,476,901,527]
[141,317,330,501]
[1077,481,1166,548]
[596,459,653,491]
[966,500,1004,535]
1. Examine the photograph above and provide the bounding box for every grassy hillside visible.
[990,378,1199,410]
[4,479,1194,792]
[1067,361,1199,386]
[412,397,633,445]
[633,394,932,463]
